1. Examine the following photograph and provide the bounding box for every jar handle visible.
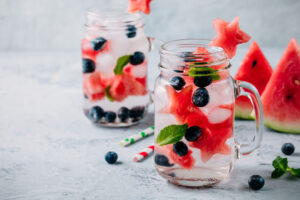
[146,37,164,106]
[234,79,264,156]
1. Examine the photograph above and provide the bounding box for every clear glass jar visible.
[82,8,151,127]
[154,39,264,187]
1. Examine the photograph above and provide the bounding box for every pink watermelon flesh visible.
[234,41,273,119]
[155,144,195,170]
[161,85,233,163]
[262,38,300,133]
[210,16,251,59]
[128,0,152,14]
[83,72,105,101]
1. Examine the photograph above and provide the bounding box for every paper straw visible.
[133,144,155,162]
[120,126,154,146]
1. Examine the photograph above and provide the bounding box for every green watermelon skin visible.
[262,38,300,134]
[234,41,273,119]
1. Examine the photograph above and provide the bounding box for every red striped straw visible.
[133,144,155,162]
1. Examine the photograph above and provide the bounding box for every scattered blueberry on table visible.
[105,152,118,164]
[281,143,295,155]
[248,175,264,190]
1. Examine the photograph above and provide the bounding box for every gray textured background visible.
[0,0,300,51]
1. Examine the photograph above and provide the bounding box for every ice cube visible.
[208,107,232,124]
[96,52,116,78]
[204,79,235,113]
[130,65,147,78]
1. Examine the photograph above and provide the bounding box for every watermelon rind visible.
[264,119,300,134]
[235,106,255,120]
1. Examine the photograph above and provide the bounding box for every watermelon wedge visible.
[210,16,251,58]
[261,38,300,134]
[128,0,152,14]
[234,41,273,119]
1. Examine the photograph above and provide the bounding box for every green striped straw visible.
[120,126,155,146]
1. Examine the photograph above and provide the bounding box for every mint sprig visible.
[113,55,131,75]
[271,156,300,178]
[156,124,188,146]
[188,67,220,81]
[104,86,114,102]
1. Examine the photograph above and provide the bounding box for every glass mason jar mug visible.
[82,8,151,127]
[154,39,264,187]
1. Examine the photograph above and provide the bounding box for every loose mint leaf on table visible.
[271,156,300,178]
[104,86,114,102]
[271,168,286,178]
[114,55,131,75]
[156,124,188,146]
[290,168,300,177]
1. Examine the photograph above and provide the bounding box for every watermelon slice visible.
[128,0,152,14]
[234,41,273,119]
[261,38,300,134]
[83,71,105,101]
[210,16,251,58]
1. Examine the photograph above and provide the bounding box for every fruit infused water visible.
[82,8,150,127]
[154,39,264,187]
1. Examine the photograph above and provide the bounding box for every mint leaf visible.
[271,156,288,178]
[104,86,114,102]
[290,168,300,177]
[114,55,131,75]
[156,124,188,146]
[272,156,288,171]
[188,67,220,81]
[271,168,286,178]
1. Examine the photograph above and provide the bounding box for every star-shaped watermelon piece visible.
[210,16,251,58]
[128,0,152,14]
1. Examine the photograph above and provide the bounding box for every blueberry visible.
[105,151,118,164]
[84,94,88,99]
[185,126,202,142]
[129,51,145,65]
[130,106,145,119]
[82,58,95,73]
[90,37,106,51]
[169,76,185,90]
[118,107,130,122]
[248,175,265,190]
[126,25,137,38]
[88,106,104,123]
[281,143,295,155]
[193,76,213,88]
[155,154,174,167]
[192,88,210,107]
[105,111,117,123]
[173,141,188,156]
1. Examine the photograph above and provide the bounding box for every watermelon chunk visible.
[109,75,129,102]
[160,85,200,123]
[234,41,273,119]
[210,16,251,59]
[128,0,152,14]
[161,85,233,162]
[156,144,195,170]
[261,38,300,134]
[83,71,105,101]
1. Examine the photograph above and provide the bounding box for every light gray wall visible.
[0,0,299,51]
